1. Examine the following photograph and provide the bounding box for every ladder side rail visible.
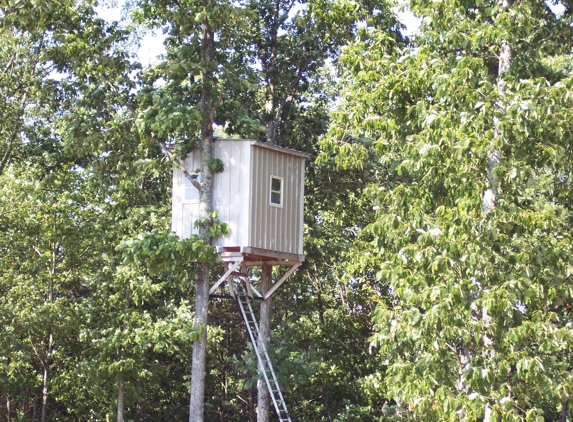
[236,287,291,421]
[236,295,286,418]
[244,296,291,418]
[253,323,289,414]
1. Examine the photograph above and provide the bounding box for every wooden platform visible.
[216,246,304,265]
[209,247,303,300]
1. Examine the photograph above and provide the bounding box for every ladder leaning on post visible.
[209,252,302,421]
[235,279,292,422]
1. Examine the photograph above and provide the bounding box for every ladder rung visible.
[231,272,249,277]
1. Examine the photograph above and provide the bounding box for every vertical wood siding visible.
[172,139,305,256]
[250,145,305,256]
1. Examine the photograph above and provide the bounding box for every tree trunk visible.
[32,396,37,422]
[118,284,131,422]
[318,380,333,422]
[188,6,214,421]
[562,401,568,422]
[6,394,11,422]
[483,0,512,214]
[136,379,144,422]
[248,388,256,422]
[117,371,125,422]
[41,360,48,422]
[189,263,210,422]
[257,265,273,422]
[265,93,277,145]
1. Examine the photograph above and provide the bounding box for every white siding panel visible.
[172,149,202,239]
[171,167,183,235]
[212,141,232,246]
[211,139,251,248]
[298,162,305,253]
[241,141,253,246]
[287,155,295,252]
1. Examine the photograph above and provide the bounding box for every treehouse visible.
[171,138,308,421]
[171,138,308,262]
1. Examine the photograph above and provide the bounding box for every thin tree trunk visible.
[40,232,59,422]
[318,381,333,422]
[257,265,273,422]
[265,91,276,145]
[117,371,125,422]
[41,252,55,422]
[6,394,11,422]
[188,5,214,421]
[313,272,325,325]
[483,0,512,214]
[189,263,210,422]
[32,396,37,422]
[264,5,278,146]
[41,357,49,422]
[562,401,568,422]
[248,388,256,422]
[136,379,143,422]
[118,282,131,422]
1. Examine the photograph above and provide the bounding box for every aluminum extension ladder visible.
[235,282,292,422]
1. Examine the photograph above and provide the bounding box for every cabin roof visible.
[215,138,311,159]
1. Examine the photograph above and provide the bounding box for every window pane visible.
[271,177,281,192]
[271,191,281,205]
[184,175,200,201]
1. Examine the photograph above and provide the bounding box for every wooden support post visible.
[257,265,273,422]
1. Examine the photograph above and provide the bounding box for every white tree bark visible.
[6,395,11,422]
[483,0,512,214]
[188,6,214,421]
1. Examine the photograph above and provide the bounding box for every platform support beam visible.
[208,261,242,295]
[263,261,301,300]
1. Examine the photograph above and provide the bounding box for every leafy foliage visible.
[4,0,573,420]
[323,0,573,420]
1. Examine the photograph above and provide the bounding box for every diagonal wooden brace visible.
[249,284,262,298]
[263,261,302,300]
[209,261,242,295]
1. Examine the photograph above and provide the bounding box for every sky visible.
[94,2,165,66]
[96,2,422,65]
[96,0,570,59]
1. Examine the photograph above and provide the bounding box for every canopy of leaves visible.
[321,0,573,419]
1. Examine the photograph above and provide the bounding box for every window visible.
[270,175,283,207]
[183,173,200,202]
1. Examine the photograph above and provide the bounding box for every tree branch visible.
[152,136,201,191]
[0,90,29,177]
[206,90,224,133]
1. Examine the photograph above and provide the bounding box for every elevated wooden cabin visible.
[171,138,308,261]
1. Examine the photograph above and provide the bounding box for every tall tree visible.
[243,0,397,146]
[0,1,201,421]
[238,1,399,417]
[321,0,573,419]
[135,0,255,419]
[0,2,140,420]
[189,0,215,418]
